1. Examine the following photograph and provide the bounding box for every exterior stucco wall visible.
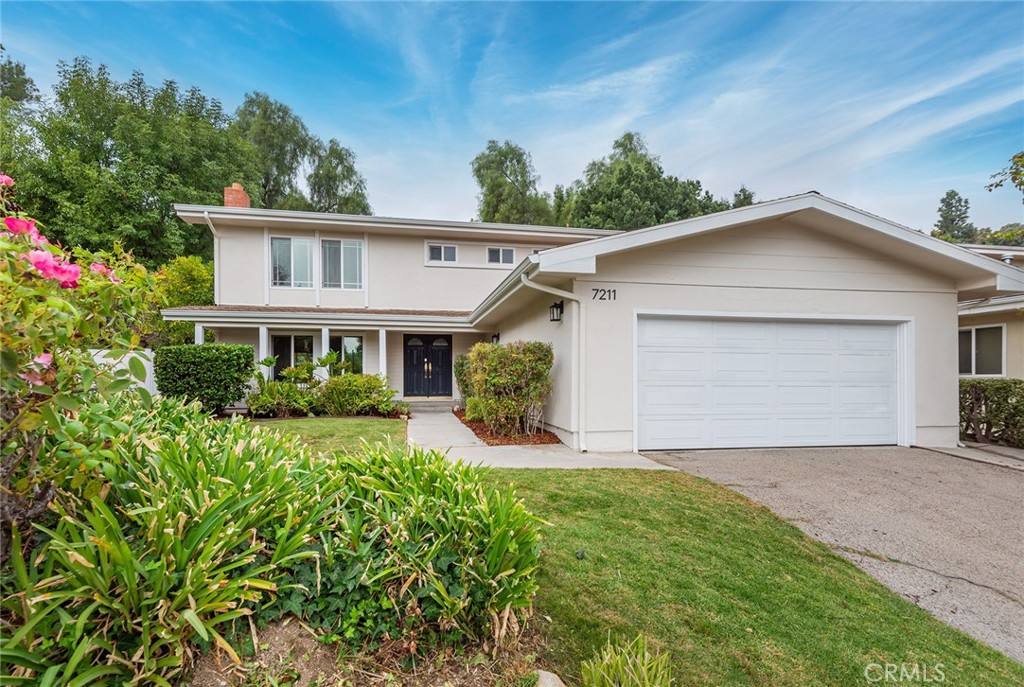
[491,290,577,446]
[958,310,1024,379]
[564,221,961,451]
[216,225,547,311]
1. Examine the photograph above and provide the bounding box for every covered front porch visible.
[165,305,489,400]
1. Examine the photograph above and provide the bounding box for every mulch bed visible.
[454,410,562,446]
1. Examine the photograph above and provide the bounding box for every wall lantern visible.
[549,300,564,323]
[491,333,501,344]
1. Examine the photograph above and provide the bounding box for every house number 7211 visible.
[592,288,617,301]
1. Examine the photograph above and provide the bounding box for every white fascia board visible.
[160,309,478,330]
[959,294,1024,315]
[173,204,616,241]
[537,255,597,274]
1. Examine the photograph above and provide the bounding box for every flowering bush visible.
[0,174,155,562]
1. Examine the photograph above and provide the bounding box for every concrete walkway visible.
[407,409,668,469]
[921,443,1024,472]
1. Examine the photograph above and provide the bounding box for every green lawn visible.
[491,469,1023,687]
[263,417,406,454]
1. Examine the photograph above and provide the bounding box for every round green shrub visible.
[154,343,255,414]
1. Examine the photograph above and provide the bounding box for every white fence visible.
[89,348,157,395]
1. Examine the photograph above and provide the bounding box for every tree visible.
[986,151,1024,200]
[0,46,38,103]
[569,131,725,230]
[471,140,552,224]
[2,58,262,264]
[307,138,371,214]
[931,189,977,243]
[139,256,216,347]
[732,185,755,207]
[232,92,314,209]
[551,183,576,226]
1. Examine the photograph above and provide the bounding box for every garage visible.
[636,317,901,450]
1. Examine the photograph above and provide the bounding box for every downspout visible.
[203,211,220,304]
[519,273,587,452]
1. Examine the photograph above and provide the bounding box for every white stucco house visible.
[163,185,1024,453]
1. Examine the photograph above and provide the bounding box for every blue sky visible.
[4,1,1023,230]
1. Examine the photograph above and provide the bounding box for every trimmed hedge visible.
[959,378,1024,448]
[154,343,255,414]
[454,353,472,400]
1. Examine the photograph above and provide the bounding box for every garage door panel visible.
[777,385,833,409]
[637,318,900,450]
[640,384,705,413]
[712,385,771,411]
[711,351,772,376]
[777,352,833,379]
[639,348,706,379]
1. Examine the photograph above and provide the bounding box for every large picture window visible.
[322,239,363,289]
[271,237,313,288]
[329,335,363,374]
[959,326,1004,376]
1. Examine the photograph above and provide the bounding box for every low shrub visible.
[465,396,486,422]
[581,635,674,687]
[960,378,1024,448]
[1,394,339,686]
[466,341,553,436]
[247,380,319,418]
[154,343,255,414]
[265,443,543,648]
[316,373,399,417]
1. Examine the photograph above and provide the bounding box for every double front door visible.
[403,335,453,397]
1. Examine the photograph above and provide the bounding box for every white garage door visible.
[637,318,899,450]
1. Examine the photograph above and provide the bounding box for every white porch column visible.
[378,328,387,379]
[258,325,270,379]
[194,323,205,345]
[318,327,331,380]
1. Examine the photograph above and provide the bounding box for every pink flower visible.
[34,353,53,367]
[0,175,13,187]
[19,370,44,386]
[24,249,80,288]
[28,226,49,246]
[108,274,122,284]
[90,262,110,275]
[4,217,35,234]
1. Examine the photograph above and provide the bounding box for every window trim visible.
[269,235,315,290]
[958,324,1006,378]
[426,242,458,264]
[487,246,515,265]
[320,238,364,291]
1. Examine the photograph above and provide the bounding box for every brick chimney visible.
[224,182,250,208]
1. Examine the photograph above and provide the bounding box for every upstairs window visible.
[488,247,515,265]
[322,239,363,289]
[428,243,457,263]
[959,326,1004,376]
[271,237,313,288]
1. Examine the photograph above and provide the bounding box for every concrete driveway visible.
[646,447,1024,663]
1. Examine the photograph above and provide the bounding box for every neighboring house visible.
[956,245,1024,379]
[164,188,1024,453]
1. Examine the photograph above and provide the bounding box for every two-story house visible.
[164,185,1024,453]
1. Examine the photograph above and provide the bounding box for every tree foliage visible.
[732,184,756,208]
[233,92,371,215]
[0,46,38,103]
[2,58,263,265]
[471,139,552,224]
[569,132,729,230]
[986,151,1024,199]
[139,256,215,347]
[931,189,977,243]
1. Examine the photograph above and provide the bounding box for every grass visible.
[264,416,406,454]
[490,469,1024,687]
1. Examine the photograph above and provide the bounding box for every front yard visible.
[264,416,406,454]
[277,419,1023,685]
